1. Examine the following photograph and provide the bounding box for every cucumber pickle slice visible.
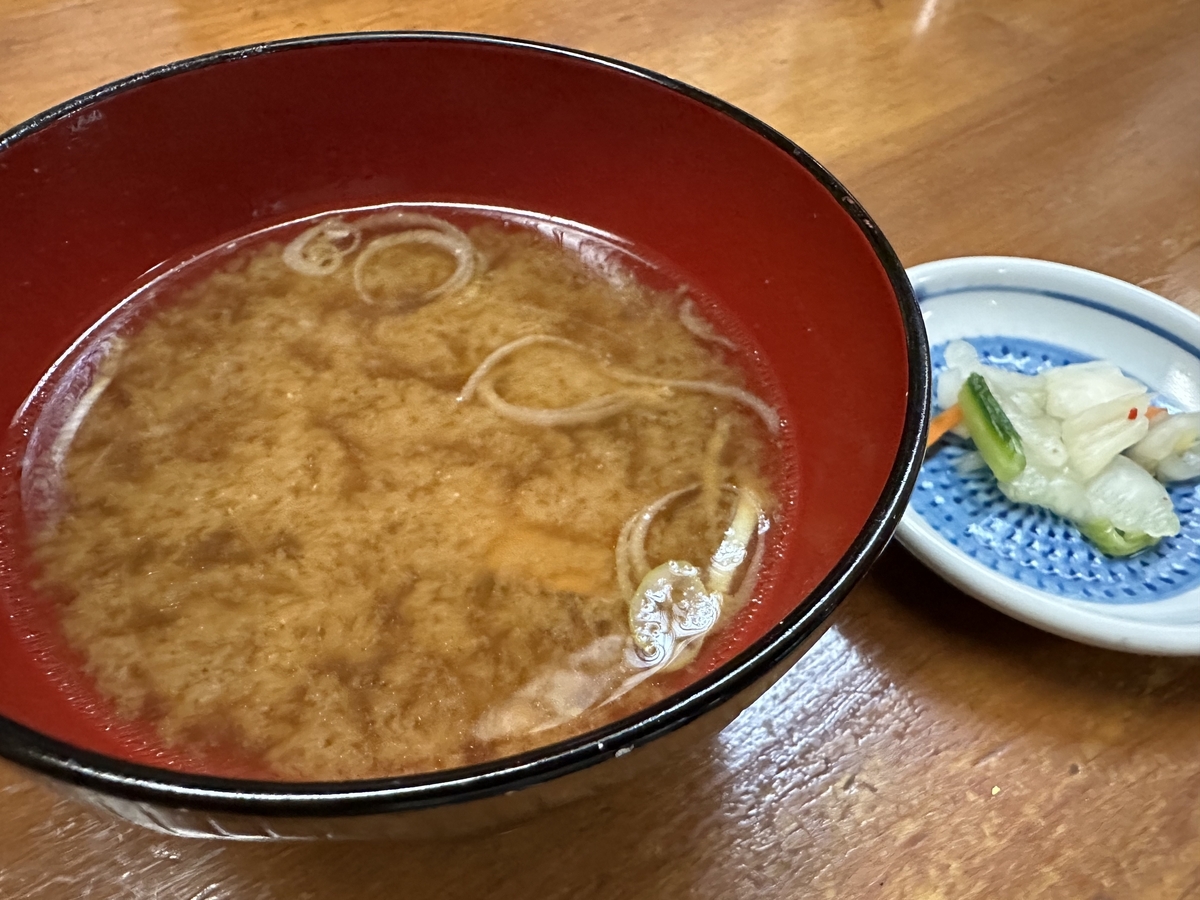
[958,372,1026,483]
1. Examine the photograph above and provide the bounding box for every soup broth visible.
[25,206,781,781]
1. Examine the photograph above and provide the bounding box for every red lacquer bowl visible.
[0,33,928,839]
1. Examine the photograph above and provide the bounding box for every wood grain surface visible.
[2,0,1199,897]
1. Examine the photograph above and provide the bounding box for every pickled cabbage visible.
[937,340,1186,556]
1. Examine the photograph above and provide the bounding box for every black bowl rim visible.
[0,30,930,817]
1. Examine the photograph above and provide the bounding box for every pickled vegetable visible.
[958,372,1027,482]
[932,340,1185,557]
[1078,521,1158,557]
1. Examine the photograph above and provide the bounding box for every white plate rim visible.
[897,255,1200,656]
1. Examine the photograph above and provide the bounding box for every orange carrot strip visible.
[1147,406,1169,422]
[927,403,964,448]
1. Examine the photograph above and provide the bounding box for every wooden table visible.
[2,0,1198,897]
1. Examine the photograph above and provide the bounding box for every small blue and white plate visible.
[897,256,1200,656]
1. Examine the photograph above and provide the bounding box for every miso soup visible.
[23,206,784,781]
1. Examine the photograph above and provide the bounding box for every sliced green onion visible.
[282,217,361,276]
[958,372,1026,483]
[458,334,779,433]
[706,488,763,595]
[353,227,476,307]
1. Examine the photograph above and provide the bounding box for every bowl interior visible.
[0,35,917,779]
